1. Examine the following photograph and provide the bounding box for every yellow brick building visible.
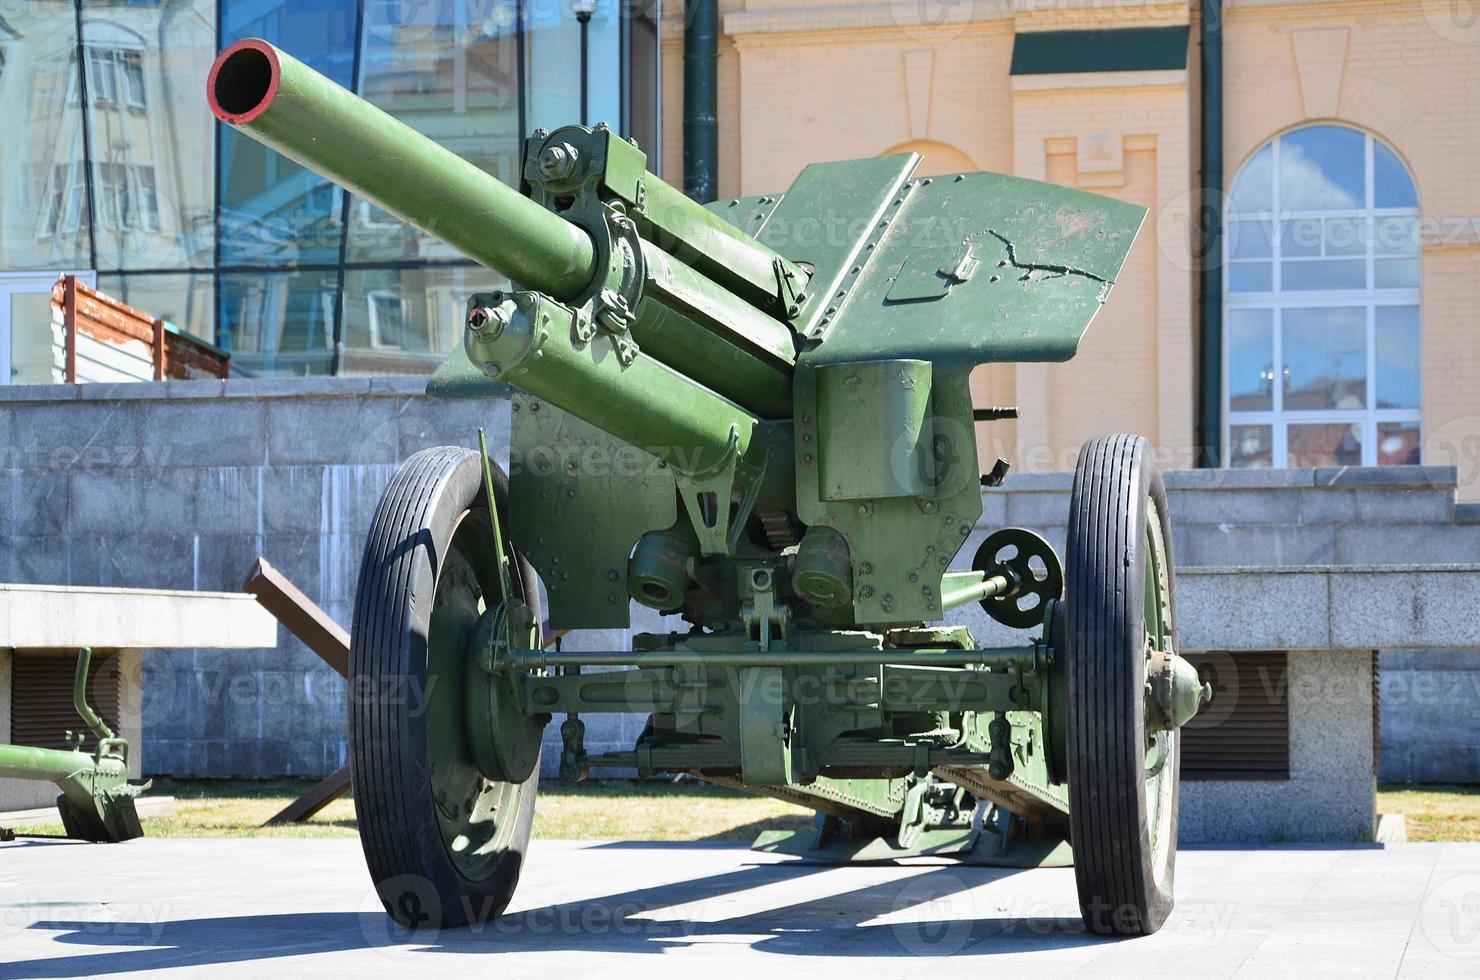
[659,0,1480,491]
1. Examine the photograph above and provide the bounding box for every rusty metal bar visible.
[243,557,349,677]
[263,764,352,826]
[62,275,77,383]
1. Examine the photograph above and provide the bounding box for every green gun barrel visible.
[207,39,598,300]
[0,743,126,783]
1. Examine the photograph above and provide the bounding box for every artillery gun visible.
[209,38,1210,936]
[0,649,149,842]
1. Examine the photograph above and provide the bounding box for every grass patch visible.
[17,779,1472,843]
[9,777,815,842]
[1378,783,1480,842]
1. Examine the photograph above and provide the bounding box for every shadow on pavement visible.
[9,858,1111,974]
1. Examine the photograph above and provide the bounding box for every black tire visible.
[351,445,542,929]
[1065,434,1180,936]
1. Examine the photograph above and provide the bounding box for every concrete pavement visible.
[1,837,1478,977]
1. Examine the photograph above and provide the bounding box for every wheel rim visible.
[1142,495,1176,881]
[424,510,524,881]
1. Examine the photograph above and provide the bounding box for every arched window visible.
[1223,125,1421,469]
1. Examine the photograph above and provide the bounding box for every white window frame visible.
[367,289,408,350]
[119,49,146,109]
[133,165,160,232]
[1224,127,1422,469]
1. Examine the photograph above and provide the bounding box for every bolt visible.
[537,142,580,180]
[468,305,507,336]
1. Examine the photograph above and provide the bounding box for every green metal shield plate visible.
[795,168,1146,369]
[508,394,677,629]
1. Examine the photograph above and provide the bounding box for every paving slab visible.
[0,838,1477,978]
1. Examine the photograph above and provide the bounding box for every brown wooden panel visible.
[1182,651,1290,781]
[10,652,121,751]
[49,277,230,380]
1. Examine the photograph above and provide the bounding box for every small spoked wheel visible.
[973,527,1064,628]
[1065,434,1179,936]
[351,446,542,929]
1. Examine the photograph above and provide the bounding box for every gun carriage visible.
[208,38,1210,936]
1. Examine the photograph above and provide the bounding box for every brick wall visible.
[658,0,1480,497]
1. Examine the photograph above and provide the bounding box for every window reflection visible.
[219,0,355,266]
[1282,307,1365,411]
[81,5,216,271]
[220,269,338,376]
[346,0,523,264]
[0,2,91,270]
[340,265,506,374]
[1278,126,1364,211]
[1375,306,1420,409]
[1225,124,1422,468]
[1378,422,1422,466]
[526,0,622,131]
[98,271,215,342]
[1226,309,1273,412]
[0,0,651,379]
[1288,423,1362,468]
[1229,425,1273,469]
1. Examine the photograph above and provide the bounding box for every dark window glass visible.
[0,2,91,270]
[220,268,338,376]
[345,0,522,264]
[218,0,356,267]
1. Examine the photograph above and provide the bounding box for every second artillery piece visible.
[208,38,1210,936]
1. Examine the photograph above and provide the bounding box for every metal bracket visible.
[775,256,807,319]
[674,423,763,557]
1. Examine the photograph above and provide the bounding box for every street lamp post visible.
[572,0,595,126]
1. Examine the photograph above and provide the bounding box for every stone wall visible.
[2,378,1476,791]
[0,377,508,777]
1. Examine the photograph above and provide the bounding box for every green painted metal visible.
[1010,26,1190,75]
[207,40,596,299]
[499,644,1045,671]
[211,39,1208,930]
[1199,0,1225,467]
[798,170,1146,369]
[0,649,148,842]
[682,0,718,203]
[506,394,677,629]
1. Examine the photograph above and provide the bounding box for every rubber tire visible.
[351,445,541,929]
[1064,434,1179,936]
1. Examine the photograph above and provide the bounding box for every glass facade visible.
[0,0,659,378]
[1223,125,1422,469]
